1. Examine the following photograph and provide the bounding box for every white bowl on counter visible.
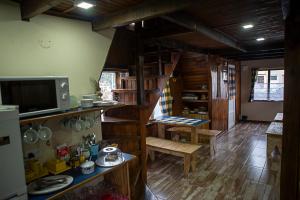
[80,99,94,108]
[80,161,95,174]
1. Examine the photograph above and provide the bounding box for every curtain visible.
[249,68,258,102]
[228,67,236,99]
[159,80,173,116]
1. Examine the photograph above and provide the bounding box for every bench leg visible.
[210,136,216,157]
[191,152,197,172]
[184,154,191,177]
[191,127,198,144]
[149,150,155,161]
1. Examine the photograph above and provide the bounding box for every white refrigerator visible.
[0,106,27,200]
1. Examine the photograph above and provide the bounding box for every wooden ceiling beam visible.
[92,0,198,31]
[162,13,247,52]
[145,38,210,55]
[21,0,64,21]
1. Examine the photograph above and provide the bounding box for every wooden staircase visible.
[101,48,181,199]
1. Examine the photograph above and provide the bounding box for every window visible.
[99,72,116,100]
[253,69,284,101]
[257,76,264,83]
[270,76,277,80]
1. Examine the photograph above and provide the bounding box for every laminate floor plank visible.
[146,122,280,200]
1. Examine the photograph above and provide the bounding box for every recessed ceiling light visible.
[75,1,95,9]
[256,37,265,41]
[242,24,254,29]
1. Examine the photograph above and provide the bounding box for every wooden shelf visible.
[120,75,167,80]
[112,89,159,93]
[101,116,139,124]
[182,99,209,103]
[182,89,208,93]
[20,104,125,125]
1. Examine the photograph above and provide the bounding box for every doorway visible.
[228,64,236,129]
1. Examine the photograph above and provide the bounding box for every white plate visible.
[27,175,73,195]
[93,101,118,107]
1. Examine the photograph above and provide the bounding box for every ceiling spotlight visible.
[256,37,265,41]
[242,24,254,29]
[75,0,96,9]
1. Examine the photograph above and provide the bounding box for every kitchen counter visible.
[28,153,135,200]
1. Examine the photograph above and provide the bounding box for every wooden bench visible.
[167,127,222,157]
[146,137,201,177]
[266,122,283,157]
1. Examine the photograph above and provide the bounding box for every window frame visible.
[99,71,117,101]
[253,68,284,102]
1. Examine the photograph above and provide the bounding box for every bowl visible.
[80,161,95,174]
[81,99,94,108]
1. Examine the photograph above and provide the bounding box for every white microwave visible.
[0,76,70,117]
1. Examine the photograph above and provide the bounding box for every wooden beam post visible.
[135,23,145,105]
[21,0,64,20]
[162,13,246,52]
[281,0,300,199]
[92,0,197,31]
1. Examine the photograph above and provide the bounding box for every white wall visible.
[0,1,115,163]
[0,1,114,98]
[241,58,284,121]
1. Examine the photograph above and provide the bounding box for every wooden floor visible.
[146,122,281,200]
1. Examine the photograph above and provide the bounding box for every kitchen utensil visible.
[80,161,95,174]
[81,99,94,108]
[27,175,73,195]
[70,118,85,132]
[23,127,39,144]
[35,177,67,190]
[95,147,124,167]
[38,125,52,141]
[90,144,99,157]
[84,116,95,129]
[82,149,90,159]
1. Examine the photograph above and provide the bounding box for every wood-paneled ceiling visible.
[14,0,285,60]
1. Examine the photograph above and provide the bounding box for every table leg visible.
[157,123,166,138]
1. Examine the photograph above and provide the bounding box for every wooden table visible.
[274,112,283,122]
[154,116,210,144]
[266,122,283,157]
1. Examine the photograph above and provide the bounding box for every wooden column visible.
[281,1,300,199]
[135,22,145,105]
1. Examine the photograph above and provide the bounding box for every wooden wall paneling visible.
[170,76,183,115]
[105,105,140,120]
[211,99,228,130]
[281,2,300,199]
